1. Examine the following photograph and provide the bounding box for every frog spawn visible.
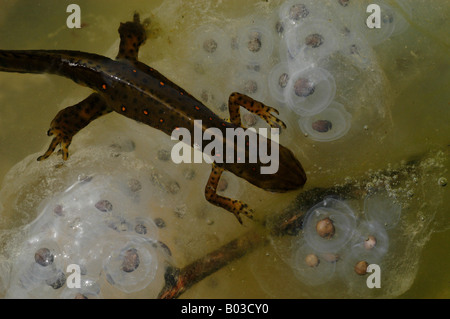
[236,22,274,65]
[298,102,352,141]
[5,175,171,298]
[187,0,410,142]
[285,67,336,117]
[251,195,401,295]
[0,0,419,299]
[298,197,394,287]
[8,239,67,298]
[191,24,231,66]
[350,0,412,46]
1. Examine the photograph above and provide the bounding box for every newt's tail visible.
[0,50,80,74]
[0,49,113,88]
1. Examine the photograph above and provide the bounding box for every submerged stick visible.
[157,152,434,299]
[158,231,267,299]
[158,183,363,299]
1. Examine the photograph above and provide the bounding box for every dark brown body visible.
[0,14,306,222]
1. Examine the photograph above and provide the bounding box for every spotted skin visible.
[37,93,111,161]
[228,92,287,130]
[0,14,307,224]
[205,163,253,224]
[38,13,147,161]
[116,13,148,61]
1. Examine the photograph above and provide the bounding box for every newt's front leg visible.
[205,93,287,223]
[116,12,148,61]
[37,93,111,161]
[228,92,287,129]
[205,163,254,224]
[39,14,149,161]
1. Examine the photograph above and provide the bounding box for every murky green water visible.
[0,0,448,298]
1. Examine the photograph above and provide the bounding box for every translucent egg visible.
[68,245,104,280]
[48,176,124,228]
[298,102,352,141]
[285,19,341,63]
[39,175,140,242]
[130,216,159,239]
[242,112,260,128]
[351,221,389,261]
[285,67,336,116]
[60,277,102,299]
[364,190,402,229]
[270,12,286,38]
[7,236,67,298]
[193,84,227,115]
[268,62,291,103]
[237,22,274,64]
[351,221,389,262]
[59,222,111,279]
[279,0,313,28]
[303,197,356,253]
[103,235,164,294]
[4,170,174,298]
[230,68,267,101]
[290,239,336,286]
[191,24,231,64]
[351,1,409,46]
[109,138,136,156]
[336,247,383,287]
[338,34,375,70]
[214,172,241,201]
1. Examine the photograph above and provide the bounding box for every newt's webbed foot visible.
[205,164,254,224]
[206,189,255,224]
[228,92,287,130]
[37,128,72,161]
[117,13,151,61]
[229,201,254,225]
[37,93,111,162]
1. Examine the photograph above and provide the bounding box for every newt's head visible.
[226,140,307,193]
[256,144,307,192]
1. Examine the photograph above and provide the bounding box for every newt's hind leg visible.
[38,93,111,161]
[116,13,150,61]
[205,163,254,224]
[228,92,287,129]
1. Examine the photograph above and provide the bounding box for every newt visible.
[0,14,306,223]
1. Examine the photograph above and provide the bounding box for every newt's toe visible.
[37,129,72,161]
[233,201,254,224]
